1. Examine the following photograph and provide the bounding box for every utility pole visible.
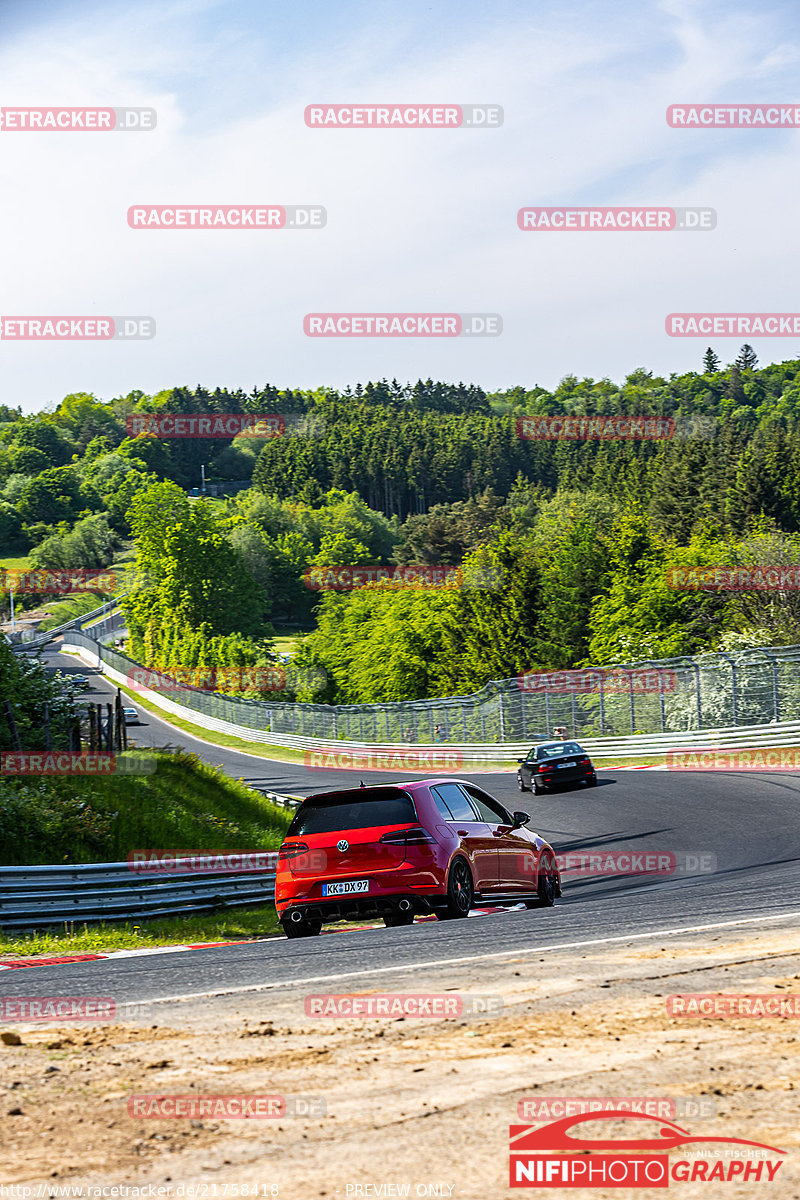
[201,464,206,494]
[10,587,15,632]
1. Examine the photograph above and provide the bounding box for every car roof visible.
[306,778,480,803]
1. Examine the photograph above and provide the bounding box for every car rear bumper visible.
[277,889,443,924]
[277,860,445,912]
[534,768,594,786]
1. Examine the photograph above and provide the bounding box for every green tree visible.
[703,347,721,373]
[735,345,758,371]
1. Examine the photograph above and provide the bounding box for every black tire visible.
[532,777,544,795]
[537,852,559,907]
[281,914,322,938]
[436,857,474,920]
[524,852,559,909]
[517,772,528,792]
[587,773,598,787]
[384,910,415,927]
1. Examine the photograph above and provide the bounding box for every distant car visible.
[122,706,139,725]
[52,671,87,692]
[275,779,561,938]
[517,741,597,794]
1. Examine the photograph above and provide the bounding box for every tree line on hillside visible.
[4,352,800,704]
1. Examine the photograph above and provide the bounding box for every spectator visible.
[434,724,444,742]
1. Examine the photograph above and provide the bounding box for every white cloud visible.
[1,0,799,410]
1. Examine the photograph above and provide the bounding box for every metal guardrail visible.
[7,597,123,653]
[0,859,280,929]
[0,774,301,929]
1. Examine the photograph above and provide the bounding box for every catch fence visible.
[61,634,800,743]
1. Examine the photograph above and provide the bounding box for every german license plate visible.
[322,879,369,896]
[556,761,575,769]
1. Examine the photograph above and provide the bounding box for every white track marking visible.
[133,910,800,1008]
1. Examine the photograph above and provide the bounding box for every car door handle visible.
[457,830,469,837]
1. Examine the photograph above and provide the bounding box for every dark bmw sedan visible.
[517,740,597,794]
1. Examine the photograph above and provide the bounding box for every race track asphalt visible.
[6,642,797,1008]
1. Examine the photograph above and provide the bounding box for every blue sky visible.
[2,0,800,410]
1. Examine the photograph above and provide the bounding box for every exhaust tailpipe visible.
[398,899,412,912]
[290,909,304,923]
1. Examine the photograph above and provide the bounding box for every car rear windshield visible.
[538,742,583,758]
[287,788,417,835]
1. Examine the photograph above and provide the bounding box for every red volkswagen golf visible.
[275,778,562,937]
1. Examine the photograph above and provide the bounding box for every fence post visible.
[498,692,506,742]
[768,653,780,722]
[3,700,22,751]
[716,651,737,726]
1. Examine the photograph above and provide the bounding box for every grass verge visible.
[0,749,291,865]
[0,904,281,957]
[0,553,31,571]
[38,592,109,631]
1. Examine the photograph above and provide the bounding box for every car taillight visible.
[278,841,310,860]
[379,827,437,845]
[538,764,554,773]
[579,758,592,766]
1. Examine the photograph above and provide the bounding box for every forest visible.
[2,348,800,703]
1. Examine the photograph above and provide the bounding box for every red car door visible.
[461,784,533,892]
[429,782,499,893]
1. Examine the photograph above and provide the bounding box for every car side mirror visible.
[517,758,525,764]
[512,811,531,829]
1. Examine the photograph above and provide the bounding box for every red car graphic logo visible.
[510,1111,786,1155]
[509,1112,786,1189]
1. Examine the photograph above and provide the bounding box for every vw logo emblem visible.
[336,839,349,852]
